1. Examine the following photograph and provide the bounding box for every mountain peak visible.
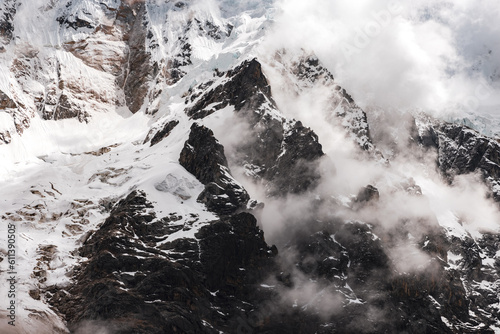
[2,1,500,333]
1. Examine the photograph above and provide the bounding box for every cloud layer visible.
[262,0,500,117]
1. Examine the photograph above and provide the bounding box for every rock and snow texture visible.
[1,0,500,334]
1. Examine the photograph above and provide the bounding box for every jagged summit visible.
[1,1,500,334]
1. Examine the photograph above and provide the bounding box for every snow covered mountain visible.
[1,1,500,333]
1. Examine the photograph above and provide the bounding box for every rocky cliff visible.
[1,1,500,334]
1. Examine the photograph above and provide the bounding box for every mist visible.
[211,16,500,318]
[261,0,500,120]
[3,0,499,330]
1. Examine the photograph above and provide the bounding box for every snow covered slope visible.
[1,1,500,334]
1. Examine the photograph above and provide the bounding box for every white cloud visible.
[262,0,500,117]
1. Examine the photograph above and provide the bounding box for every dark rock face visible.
[49,191,276,334]
[166,37,191,84]
[48,191,466,334]
[293,55,334,83]
[54,93,89,122]
[275,52,375,152]
[355,185,380,203]
[185,59,325,197]
[390,266,468,327]
[148,119,179,146]
[187,58,273,119]
[179,123,250,215]
[195,213,278,293]
[0,0,16,45]
[0,130,11,144]
[40,54,500,333]
[5,1,500,330]
[293,230,350,283]
[266,121,324,195]
[179,123,229,185]
[443,231,500,331]
[266,218,462,334]
[229,112,324,197]
[418,120,500,201]
[437,124,500,178]
[335,222,390,291]
[0,90,16,109]
[0,89,28,143]
[8,4,496,331]
[410,116,500,331]
[115,1,152,114]
[298,55,372,146]
[56,16,94,30]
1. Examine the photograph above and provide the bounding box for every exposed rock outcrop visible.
[115,1,152,114]
[417,117,500,201]
[3,1,500,333]
[53,93,89,122]
[0,90,16,109]
[186,59,325,197]
[49,190,276,333]
[187,58,273,119]
[266,120,324,195]
[0,0,16,45]
[355,185,380,203]
[147,120,179,146]
[273,52,375,152]
[179,123,250,215]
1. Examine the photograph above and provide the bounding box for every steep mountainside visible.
[1,1,500,334]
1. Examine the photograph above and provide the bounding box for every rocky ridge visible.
[1,1,500,334]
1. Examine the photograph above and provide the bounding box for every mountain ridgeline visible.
[1,1,500,333]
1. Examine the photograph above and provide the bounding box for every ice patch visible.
[155,174,196,200]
